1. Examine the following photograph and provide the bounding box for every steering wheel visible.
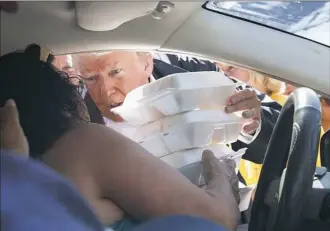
[248,88,322,231]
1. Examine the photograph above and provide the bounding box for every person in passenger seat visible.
[0,100,232,231]
[0,47,240,231]
[74,51,282,185]
[0,99,105,231]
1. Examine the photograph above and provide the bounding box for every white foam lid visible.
[132,109,245,142]
[111,71,239,126]
[124,71,234,103]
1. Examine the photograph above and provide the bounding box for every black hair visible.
[25,44,42,60]
[0,46,88,158]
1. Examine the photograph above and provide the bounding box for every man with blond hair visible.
[74,51,282,171]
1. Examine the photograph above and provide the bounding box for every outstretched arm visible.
[165,54,282,163]
[231,82,282,164]
[45,123,239,231]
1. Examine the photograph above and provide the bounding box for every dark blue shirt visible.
[0,150,104,231]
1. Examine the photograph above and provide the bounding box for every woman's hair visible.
[248,70,285,95]
[216,61,285,95]
[0,45,88,158]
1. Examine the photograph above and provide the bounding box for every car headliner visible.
[1,1,329,96]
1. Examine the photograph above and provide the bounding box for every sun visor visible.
[75,1,161,31]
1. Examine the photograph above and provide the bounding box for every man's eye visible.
[82,76,97,84]
[109,69,122,77]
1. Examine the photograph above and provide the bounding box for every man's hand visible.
[0,99,29,156]
[225,89,261,134]
[202,150,240,230]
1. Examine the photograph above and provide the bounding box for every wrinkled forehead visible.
[74,51,138,74]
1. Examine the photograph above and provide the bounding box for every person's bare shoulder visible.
[43,123,126,224]
[43,122,127,174]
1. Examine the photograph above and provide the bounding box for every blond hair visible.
[248,71,285,95]
[72,51,151,69]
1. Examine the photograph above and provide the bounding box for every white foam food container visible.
[159,144,246,186]
[134,110,245,157]
[111,71,239,126]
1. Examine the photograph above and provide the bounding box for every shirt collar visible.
[149,74,156,82]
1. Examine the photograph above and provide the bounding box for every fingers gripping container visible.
[160,144,247,186]
[111,71,239,126]
[132,110,245,157]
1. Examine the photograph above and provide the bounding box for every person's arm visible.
[166,54,219,72]
[233,106,280,163]
[44,123,238,231]
[166,54,283,164]
[231,82,282,164]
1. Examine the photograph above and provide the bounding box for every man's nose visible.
[99,77,116,98]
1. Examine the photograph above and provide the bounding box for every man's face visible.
[217,63,250,82]
[76,51,153,120]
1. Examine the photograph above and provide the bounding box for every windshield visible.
[205,1,330,46]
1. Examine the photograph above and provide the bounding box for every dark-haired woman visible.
[0,46,240,231]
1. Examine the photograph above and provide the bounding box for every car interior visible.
[321,130,330,169]
[1,1,330,231]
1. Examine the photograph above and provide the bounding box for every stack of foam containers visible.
[111,71,247,186]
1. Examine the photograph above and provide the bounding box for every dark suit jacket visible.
[84,55,282,165]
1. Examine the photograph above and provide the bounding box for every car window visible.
[204,1,330,46]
